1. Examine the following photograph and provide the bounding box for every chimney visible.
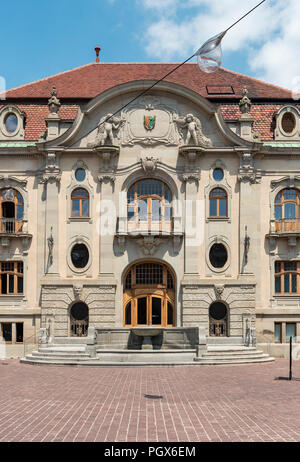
[95,46,101,63]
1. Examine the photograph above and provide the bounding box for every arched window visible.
[71,188,89,217]
[209,188,227,217]
[0,188,24,233]
[127,179,172,232]
[274,188,300,220]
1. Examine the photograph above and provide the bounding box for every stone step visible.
[194,357,275,365]
[203,349,265,357]
[20,356,275,367]
[38,347,87,353]
[31,351,90,360]
[199,353,270,361]
[51,337,87,345]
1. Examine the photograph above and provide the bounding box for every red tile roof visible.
[3,62,293,100]
[0,62,295,141]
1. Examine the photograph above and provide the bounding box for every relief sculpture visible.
[173,113,212,147]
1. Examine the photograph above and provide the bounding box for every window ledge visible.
[67,217,92,224]
[206,217,230,223]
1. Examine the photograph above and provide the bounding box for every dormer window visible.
[0,106,25,140]
[4,113,18,134]
[282,112,296,134]
[275,106,300,141]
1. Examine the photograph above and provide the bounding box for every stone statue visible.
[94,113,125,146]
[173,113,212,147]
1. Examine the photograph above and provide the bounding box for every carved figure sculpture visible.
[173,113,211,147]
[94,113,125,146]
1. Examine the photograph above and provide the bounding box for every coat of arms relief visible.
[89,96,212,148]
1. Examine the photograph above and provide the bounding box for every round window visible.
[71,244,89,269]
[4,113,18,134]
[213,168,224,181]
[209,302,227,320]
[209,243,228,268]
[282,112,296,134]
[75,168,86,182]
[70,303,88,321]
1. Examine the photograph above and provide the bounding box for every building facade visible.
[0,61,299,359]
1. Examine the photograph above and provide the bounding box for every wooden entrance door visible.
[123,263,175,327]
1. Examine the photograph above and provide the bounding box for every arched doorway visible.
[209,302,228,337]
[70,302,89,337]
[123,262,175,327]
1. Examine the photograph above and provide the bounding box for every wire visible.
[69,0,268,148]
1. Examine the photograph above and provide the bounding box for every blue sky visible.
[0,0,299,93]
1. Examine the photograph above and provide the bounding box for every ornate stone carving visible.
[141,156,158,175]
[238,152,261,184]
[181,171,201,185]
[48,86,61,115]
[73,282,83,300]
[173,113,212,147]
[120,97,179,146]
[239,88,251,114]
[90,114,125,147]
[214,284,225,299]
[98,173,116,184]
[137,236,161,255]
[40,152,61,184]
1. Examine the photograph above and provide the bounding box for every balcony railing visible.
[0,218,23,234]
[274,219,300,233]
[127,215,174,234]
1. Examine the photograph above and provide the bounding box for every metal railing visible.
[0,218,23,234]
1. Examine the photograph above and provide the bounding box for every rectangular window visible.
[286,323,296,342]
[0,262,23,295]
[2,323,12,342]
[274,323,282,343]
[16,323,23,343]
[274,261,300,295]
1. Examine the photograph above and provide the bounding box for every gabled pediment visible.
[40,80,254,151]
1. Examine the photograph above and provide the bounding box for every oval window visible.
[71,244,89,269]
[213,168,224,181]
[75,168,86,182]
[5,113,18,134]
[209,243,228,268]
[282,112,296,134]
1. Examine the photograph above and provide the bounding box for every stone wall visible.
[181,277,256,337]
[41,282,116,336]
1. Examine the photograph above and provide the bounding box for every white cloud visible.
[138,0,300,90]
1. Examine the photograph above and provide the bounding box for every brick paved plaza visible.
[0,359,299,442]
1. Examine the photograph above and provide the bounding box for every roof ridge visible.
[4,62,96,95]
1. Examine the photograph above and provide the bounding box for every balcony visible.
[0,218,32,251]
[126,215,174,235]
[266,219,300,249]
[274,219,300,233]
[116,214,183,254]
[0,218,24,234]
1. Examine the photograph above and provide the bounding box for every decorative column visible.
[181,149,202,277]
[96,147,119,284]
[238,151,261,275]
[40,152,61,276]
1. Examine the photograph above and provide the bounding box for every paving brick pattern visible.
[0,359,299,442]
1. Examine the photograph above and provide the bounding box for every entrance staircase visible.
[21,336,274,367]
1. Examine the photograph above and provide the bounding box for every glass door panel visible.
[151,297,162,325]
[137,297,147,325]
